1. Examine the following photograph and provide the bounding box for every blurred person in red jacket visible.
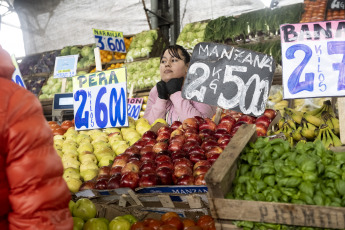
[0,46,73,229]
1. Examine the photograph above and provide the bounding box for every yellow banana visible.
[286,119,297,130]
[303,113,323,127]
[284,108,303,124]
[324,129,333,149]
[329,128,342,147]
[292,126,303,141]
[301,127,316,140]
[278,118,285,130]
[330,116,340,135]
[269,91,283,103]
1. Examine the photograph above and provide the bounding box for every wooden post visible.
[337,97,345,144]
[61,78,67,93]
[94,47,102,72]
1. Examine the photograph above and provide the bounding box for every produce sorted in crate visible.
[24,77,47,97]
[176,22,208,49]
[39,75,73,99]
[126,30,158,61]
[107,63,124,70]
[300,0,327,23]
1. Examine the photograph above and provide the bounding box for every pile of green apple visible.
[176,22,208,50]
[39,75,73,100]
[55,117,152,193]
[126,29,158,61]
[124,57,161,91]
[70,198,136,230]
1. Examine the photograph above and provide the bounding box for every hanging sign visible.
[54,55,79,78]
[93,29,126,53]
[72,67,128,130]
[11,55,26,88]
[127,98,143,120]
[181,42,275,117]
[328,0,345,10]
[280,20,345,99]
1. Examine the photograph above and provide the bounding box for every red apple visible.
[127,158,141,167]
[194,116,204,125]
[216,122,233,133]
[145,139,157,147]
[214,129,228,140]
[174,158,193,169]
[174,165,193,178]
[140,145,154,155]
[193,165,211,176]
[156,133,170,142]
[125,146,140,156]
[140,160,156,171]
[219,141,228,150]
[95,178,108,190]
[217,134,231,145]
[220,115,236,125]
[168,141,184,152]
[201,139,218,151]
[156,150,171,157]
[128,153,141,162]
[189,152,207,164]
[155,154,172,164]
[120,172,140,189]
[194,174,206,185]
[121,162,140,174]
[237,115,256,124]
[188,146,205,156]
[156,161,174,171]
[255,115,271,128]
[256,123,268,136]
[182,118,199,130]
[133,139,146,150]
[142,131,157,141]
[230,121,246,136]
[170,128,185,138]
[156,167,173,185]
[208,153,221,164]
[141,151,156,162]
[182,141,199,152]
[199,129,215,140]
[205,146,223,159]
[184,128,198,137]
[79,180,96,190]
[185,133,201,144]
[107,173,121,189]
[110,166,123,175]
[112,158,128,168]
[171,151,188,161]
[170,135,186,144]
[193,160,211,171]
[264,109,277,120]
[139,173,158,187]
[203,136,218,143]
[152,142,169,153]
[199,118,216,131]
[157,126,172,135]
[176,174,194,185]
[98,166,111,177]
[171,121,183,131]
[114,153,130,161]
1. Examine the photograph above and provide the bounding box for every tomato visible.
[197,216,215,230]
[147,219,163,230]
[61,120,73,130]
[158,225,178,230]
[183,219,196,229]
[49,123,60,130]
[184,227,202,230]
[52,127,66,136]
[131,221,148,230]
[48,121,57,125]
[161,212,180,222]
[164,217,183,230]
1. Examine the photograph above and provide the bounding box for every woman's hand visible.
[156,81,169,100]
[166,77,184,95]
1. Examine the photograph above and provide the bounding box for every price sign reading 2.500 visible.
[93,28,126,53]
[280,20,345,99]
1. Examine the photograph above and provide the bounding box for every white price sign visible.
[127,98,143,120]
[11,55,26,88]
[93,29,126,53]
[281,20,345,99]
[54,55,79,78]
[73,68,128,130]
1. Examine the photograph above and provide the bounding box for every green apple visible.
[121,215,137,225]
[109,217,131,230]
[69,200,75,214]
[63,168,80,180]
[65,178,82,193]
[83,218,108,230]
[80,162,99,171]
[73,217,84,230]
[79,154,98,164]
[98,217,110,226]
[72,198,97,221]
[98,156,114,167]
[80,169,99,181]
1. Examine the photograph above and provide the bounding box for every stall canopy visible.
[13,0,302,55]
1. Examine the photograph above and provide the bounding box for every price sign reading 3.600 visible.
[93,29,126,53]
[280,20,345,99]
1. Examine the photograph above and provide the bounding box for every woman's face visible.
[160,49,188,82]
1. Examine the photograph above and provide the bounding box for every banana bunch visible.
[270,100,341,148]
[268,90,283,103]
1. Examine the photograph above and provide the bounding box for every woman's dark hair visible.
[160,45,191,64]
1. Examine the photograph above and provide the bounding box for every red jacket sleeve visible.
[5,88,73,230]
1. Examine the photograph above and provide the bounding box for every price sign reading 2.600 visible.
[73,68,128,130]
[93,28,126,53]
[280,20,345,99]
[182,43,275,117]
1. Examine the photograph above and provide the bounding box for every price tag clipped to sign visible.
[54,55,79,78]
[72,67,128,130]
[93,29,126,53]
[182,42,275,117]
[11,55,26,88]
[127,98,143,120]
[280,20,345,99]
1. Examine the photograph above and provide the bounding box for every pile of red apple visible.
[80,109,276,191]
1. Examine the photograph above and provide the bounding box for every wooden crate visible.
[205,124,345,230]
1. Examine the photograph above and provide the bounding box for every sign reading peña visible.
[182,42,275,117]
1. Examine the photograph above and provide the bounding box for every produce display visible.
[270,100,341,148]
[126,29,158,61]
[39,74,73,99]
[176,22,208,50]
[54,117,152,193]
[326,8,345,21]
[139,96,148,118]
[124,57,160,90]
[19,50,60,75]
[48,120,74,136]
[24,77,47,97]
[80,111,276,191]
[77,45,96,69]
[300,0,327,23]
[228,137,345,229]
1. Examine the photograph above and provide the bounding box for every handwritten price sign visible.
[281,20,345,99]
[72,67,128,130]
[182,42,275,117]
[127,98,143,120]
[93,29,126,53]
[54,55,79,78]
